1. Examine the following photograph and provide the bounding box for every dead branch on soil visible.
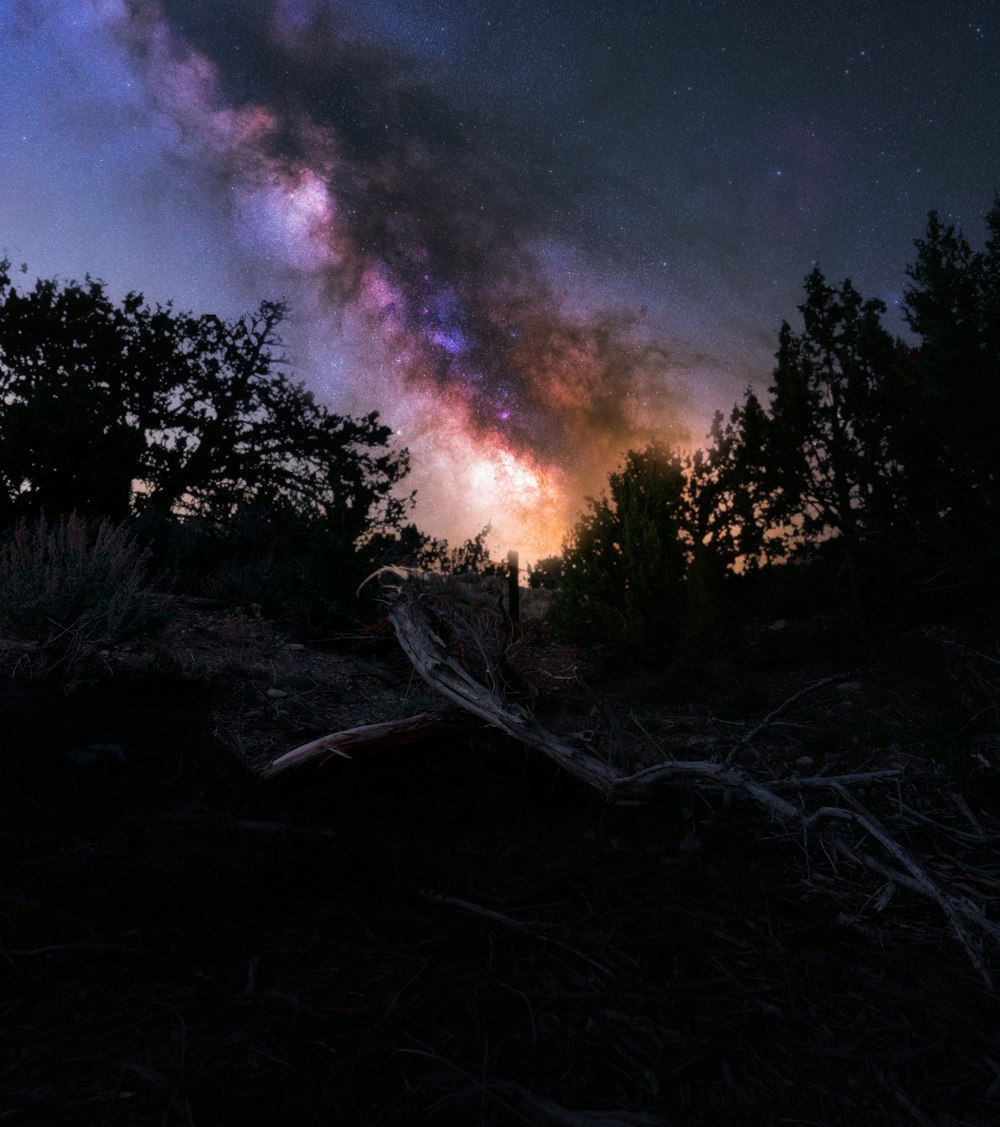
[260,710,472,778]
[264,568,1000,986]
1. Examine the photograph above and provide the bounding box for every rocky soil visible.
[2,595,999,1125]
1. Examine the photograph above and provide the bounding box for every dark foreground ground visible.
[2,670,1000,1127]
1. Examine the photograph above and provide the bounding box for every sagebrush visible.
[0,514,160,652]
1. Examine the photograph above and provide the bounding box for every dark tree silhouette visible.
[0,262,410,539]
[902,203,1000,533]
[764,268,905,551]
[686,392,778,571]
[0,271,148,522]
[552,442,689,650]
[443,525,502,575]
[549,199,1000,657]
[526,555,564,589]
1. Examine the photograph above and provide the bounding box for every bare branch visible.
[264,567,1000,984]
[725,671,869,767]
[261,710,472,778]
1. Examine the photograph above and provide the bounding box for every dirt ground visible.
[2,600,1000,1126]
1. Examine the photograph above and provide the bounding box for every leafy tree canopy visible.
[0,262,411,541]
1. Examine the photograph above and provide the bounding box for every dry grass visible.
[0,513,161,665]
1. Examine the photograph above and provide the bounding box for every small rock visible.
[837,681,862,694]
[265,688,288,699]
[795,755,814,767]
[285,643,306,651]
[768,619,787,632]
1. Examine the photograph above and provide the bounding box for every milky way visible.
[103,0,691,557]
[3,0,998,558]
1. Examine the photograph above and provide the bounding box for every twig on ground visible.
[950,791,987,836]
[417,888,624,980]
[725,671,868,768]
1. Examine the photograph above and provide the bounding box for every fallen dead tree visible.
[263,567,1000,988]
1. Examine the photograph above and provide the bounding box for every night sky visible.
[1,1,997,557]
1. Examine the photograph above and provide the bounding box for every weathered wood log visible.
[261,568,1000,986]
[382,572,623,795]
[261,710,469,778]
[370,570,824,809]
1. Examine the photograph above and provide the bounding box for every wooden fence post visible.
[507,550,520,622]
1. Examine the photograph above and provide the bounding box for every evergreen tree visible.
[765,267,904,555]
[689,391,781,571]
[552,442,688,652]
[982,196,1000,363]
[526,555,564,589]
[902,206,1000,530]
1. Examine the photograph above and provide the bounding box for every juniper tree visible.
[902,204,1000,532]
[0,262,410,542]
[764,268,905,557]
[552,442,689,652]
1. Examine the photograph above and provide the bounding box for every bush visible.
[0,514,159,653]
[527,555,564,589]
[550,444,689,655]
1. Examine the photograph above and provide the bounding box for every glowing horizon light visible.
[459,444,568,561]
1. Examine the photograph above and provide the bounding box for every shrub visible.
[550,444,689,655]
[527,555,564,589]
[0,514,159,653]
